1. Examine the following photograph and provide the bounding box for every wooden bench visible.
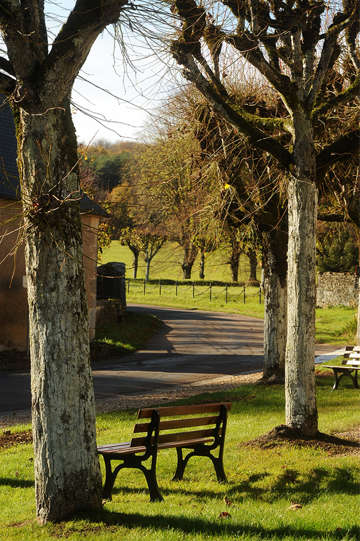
[97,402,231,502]
[323,345,360,390]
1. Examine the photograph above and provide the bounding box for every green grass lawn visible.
[92,311,163,361]
[1,377,360,540]
[100,241,257,283]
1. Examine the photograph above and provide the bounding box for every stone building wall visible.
[0,200,100,351]
[317,272,358,308]
[0,200,27,351]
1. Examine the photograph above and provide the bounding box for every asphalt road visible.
[0,305,266,413]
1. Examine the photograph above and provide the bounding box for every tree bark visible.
[145,252,151,281]
[247,249,258,283]
[199,248,205,279]
[228,233,241,282]
[262,229,287,382]
[127,245,139,279]
[285,111,318,436]
[181,242,198,279]
[17,101,102,522]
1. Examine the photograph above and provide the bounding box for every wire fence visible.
[126,278,263,304]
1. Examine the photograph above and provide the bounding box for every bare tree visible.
[170,0,360,435]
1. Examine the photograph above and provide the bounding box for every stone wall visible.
[317,272,358,308]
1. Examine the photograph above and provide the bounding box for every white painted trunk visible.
[263,271,287,381]
[262,230,287,381]
[285,111,318,436]
[17,103,102,522]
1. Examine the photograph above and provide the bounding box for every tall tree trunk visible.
[247,249,258,283]
[181,242,198,279]
[199,247,205,279]
[17,102,102,522]
[145,252,151,281]
[262,228,288,382]
[129,247,139,279]
[228,235,241,282]
[285,112,318,436]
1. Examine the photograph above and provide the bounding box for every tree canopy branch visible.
[41,0,128,104]
[172,50,292,169]
[312,74,360,119]
[316,129,360,179]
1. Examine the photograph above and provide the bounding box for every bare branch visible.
[312,74,360,119]
[225,34,295,105]
[316,129,360,180]
[172,51,292,169]
[41,0,129,104]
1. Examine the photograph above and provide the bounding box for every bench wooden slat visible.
[131,428,216,447]
[137,402,231,419]
[157,437,213,449]
[133,415,219,433]
[98,442,130,451]
[99,445,147,456]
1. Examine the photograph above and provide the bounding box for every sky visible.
[67,3,178,145]
[0,1,179,145]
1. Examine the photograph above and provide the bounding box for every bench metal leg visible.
[102,456,118,500]
[350,371,359,389]
[101,455,163,502]
[209,453,227,483]
[332,370,359,390]
[173,448,188,481]
[172,446,227,483]
[142,465,163,502]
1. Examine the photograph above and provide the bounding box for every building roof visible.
[0,97,107,217]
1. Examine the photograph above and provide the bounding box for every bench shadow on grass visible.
[77,508,360,540]
[111,465,360,504]
[0,477,33,489]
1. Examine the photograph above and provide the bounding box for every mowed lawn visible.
[1,377,360,540]
[100,242,357,345]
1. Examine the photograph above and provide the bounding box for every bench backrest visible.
[344,346,360,367]
[130,402,231,448]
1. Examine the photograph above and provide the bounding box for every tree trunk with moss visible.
[262,229,287,382]
[0,0,129,523]
[247,249,258,283]
[181,241,198,279]
[17,102,102,522]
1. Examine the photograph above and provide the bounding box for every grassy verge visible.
[91,311,163,362]
[1,376,360,540]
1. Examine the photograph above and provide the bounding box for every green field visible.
[2,378,360,540]
[100,241,257,283]
[100,242,357,345]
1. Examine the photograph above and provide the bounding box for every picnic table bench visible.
[97,402,231,502]
[323,345,360,390]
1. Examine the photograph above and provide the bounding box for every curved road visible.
[0,305,266,414]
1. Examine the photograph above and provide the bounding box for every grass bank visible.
[1,375,360,540]
[91,311,163,362]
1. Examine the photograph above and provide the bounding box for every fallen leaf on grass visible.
[219,511,231,519]
[288,503,302,510]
